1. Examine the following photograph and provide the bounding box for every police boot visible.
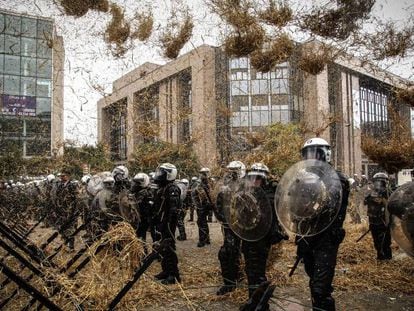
[197,241,206,247]
[312,294,335,311]
[161,274,181,285]
[216,284,236,295]
[154,271,169,280]
[177,232,187,241]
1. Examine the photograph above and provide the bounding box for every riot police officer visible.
[112,165,130,194]
[295,138,350,311]
[131,173,153,247]
[176,178,189,241]
[188,177,198,221]
[240,163,287,311]
[192,167,213,247]
[216,161,245,295]
[55,169,78,250]
[364,172,392,260]
[152,163,181,285]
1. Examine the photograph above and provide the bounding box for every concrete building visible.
[0,9,64,157]
[97,44,411,177]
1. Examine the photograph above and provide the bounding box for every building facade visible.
[0,10,64,158]
[97,44,411,177]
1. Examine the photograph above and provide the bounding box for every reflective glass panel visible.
[21,17,37,38]
[21,37,37,56]
[4,55,20,75]
[4,74,20,95]
[21,76,36,96]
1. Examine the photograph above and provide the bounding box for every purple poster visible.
[1,95,36,117]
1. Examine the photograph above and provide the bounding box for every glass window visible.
[36,97,51,116]
[21,77,36,96]
[26,139,50,156]
[3,75,20,95]
[21,17,37,38]
[37,58,52,78]
[4,35,20,55]
[231,95,249,112]
[261,111,270,126]
[279,79,288,94]
[230,57,248,69]
[36,78,51,97]
[4,15,21,36]
[37,39,52,58]
[4,55,20,75]
[0,54,4,73]
[0,139,23,155]
[252,111,260,126]
[21,37,37,56]
[37,20,53,39]
[0,14,4,32]
[21,57,36,76]
[231,80,248,96]
[26,118,51,135]
[251,80,268,95]
[0,34,4,53]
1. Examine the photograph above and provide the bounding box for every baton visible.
[289,256,302,277]
[356,228,371,242]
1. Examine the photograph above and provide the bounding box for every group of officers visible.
[0,136,397,311]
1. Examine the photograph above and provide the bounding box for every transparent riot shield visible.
[87,171,112,196]
[387,182,414,258]
[275,159,342,237]
[222,179,272,242]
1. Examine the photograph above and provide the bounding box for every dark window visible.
[106,99,127,161]
[360,86,390,137]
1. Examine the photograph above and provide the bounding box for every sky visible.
[0,0,413,146]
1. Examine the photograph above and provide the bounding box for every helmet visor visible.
[301,146,330,162]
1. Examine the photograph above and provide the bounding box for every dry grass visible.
[224,24,265,58]
[361,108,414,174]
[159,14,194,59]
[301,0,375,40]
[2,211,414,310]
[396,86,414,108]
[131,12,154,42]
[257,0,293,28]
[104,3,131,57]
[59,0,109,17]
[209,0,257,29]
[298,44,334,75]
[369,23,414,60]
[250,33,294,72]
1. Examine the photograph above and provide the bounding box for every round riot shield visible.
[275,159,342,237]
[223,179,272,242]
[118,190,139,224]
[387,182,414,258]
[93,188,113,213]
[87,171,112,196]
[176,181,188,202]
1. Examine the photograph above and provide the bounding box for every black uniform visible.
[241,178,287,303]
[364,190,392,260]
[55,180,78,249]
[216,175,242,295]
[133,186,153,244]
[153,181,181,284]
[192,179,212,246]
[295,171,350,311]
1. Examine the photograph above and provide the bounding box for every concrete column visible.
[158,82,168,142]
[51,35,64,155]
[303,68,330,141]
[191,50,217,168]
